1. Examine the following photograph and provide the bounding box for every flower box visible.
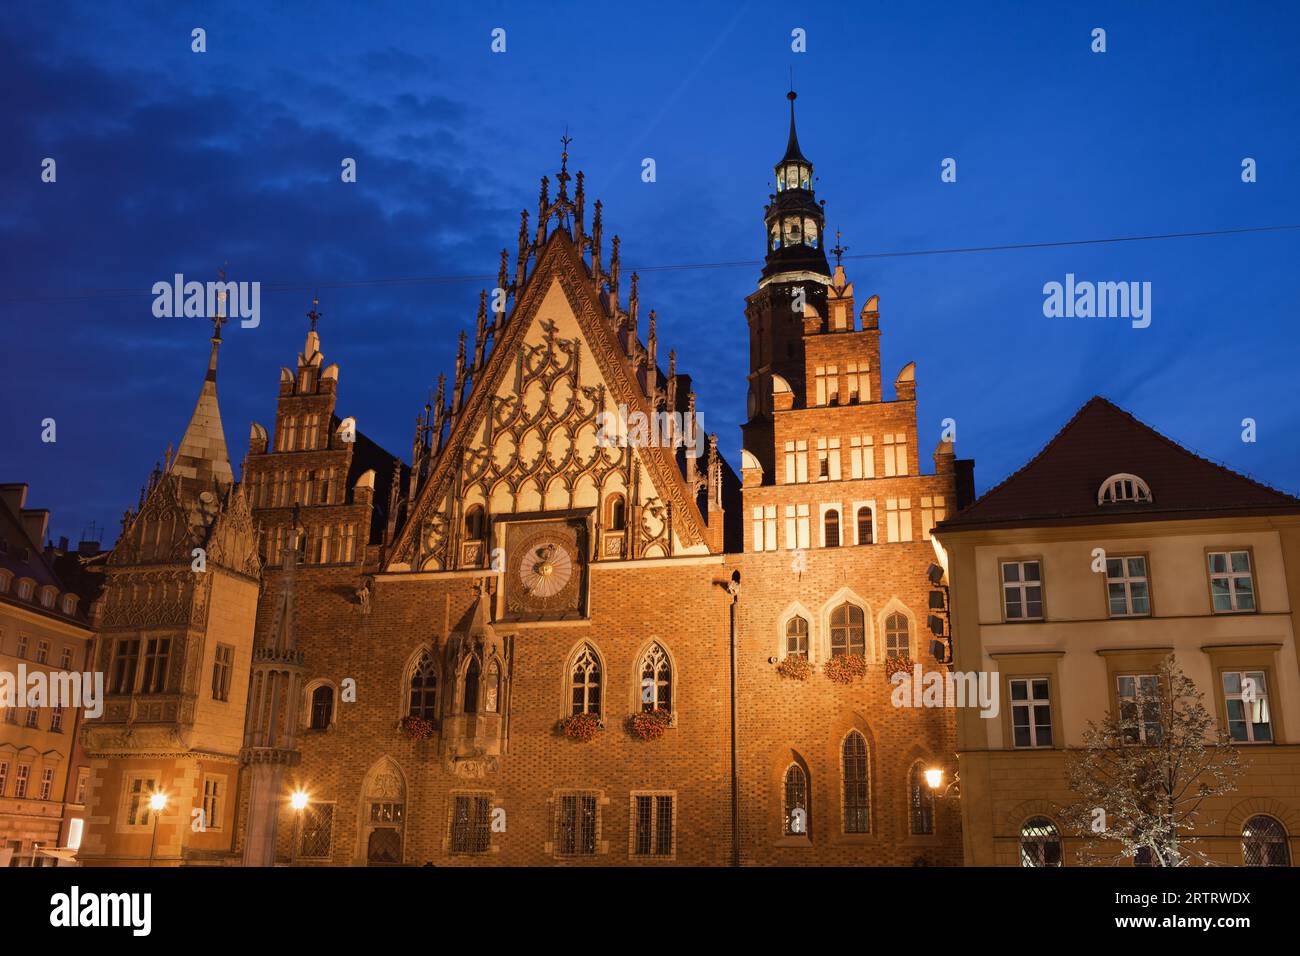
[884,656,914,681]
[397,715,435,741]
[559,713,603,742]
[824,653,868,685]
[775,655,812,681]
[627,710,673,740]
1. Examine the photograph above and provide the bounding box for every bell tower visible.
[743,90,833,477]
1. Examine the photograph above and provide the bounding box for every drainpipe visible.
[727,571,741,867]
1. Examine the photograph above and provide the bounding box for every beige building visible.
[0,484,100,866]
[934,397,1300,866]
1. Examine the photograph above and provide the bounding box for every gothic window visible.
[829,603,865,658]
[785,616,808,659]
[1020,817,1062,867]
[783,215,803,246]
[783,764,809,837]
[570,644,602,717]
[770,223,781,250]
[885,612,910,658]
[109,638,139,694]
[211,644,233,701]
[805,218,818,248]
[1241,815,1290,867]
[843,731,870,834]
[464,505,485,541]
[451,794,492,855]
[638,643,672,713]
[310,685,334,730]
[463,658,481,714]
[857,507,874,545]
[300,804,334,859]
[824,509,840,548]
[408,651,437,720]
[484,661,500,713]
[909,762,935,835]
[606,495,626,531]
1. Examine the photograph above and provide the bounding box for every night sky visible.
[2,1,1298,545]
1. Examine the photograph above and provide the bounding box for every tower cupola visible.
[762,90,830,283]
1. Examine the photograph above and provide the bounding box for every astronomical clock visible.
[499,514,589,621]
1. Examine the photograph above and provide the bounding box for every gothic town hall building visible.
[76,94,974,866]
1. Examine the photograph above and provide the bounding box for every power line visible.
[2,222,1297,305]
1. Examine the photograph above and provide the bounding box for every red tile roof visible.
[938,396,1300,530]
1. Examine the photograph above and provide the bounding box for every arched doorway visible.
[358,756,406,866]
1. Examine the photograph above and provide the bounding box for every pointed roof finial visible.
[782,88,809,164]
[830,227,848,268]
[307,297,322,333]
[558,127,573,197]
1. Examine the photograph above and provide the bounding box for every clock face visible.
[502,519,587,620]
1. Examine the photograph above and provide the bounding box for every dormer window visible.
[62,594,79,615]
[39,586,58,609]
[16,578,35,601]
[1098,473,1152,505]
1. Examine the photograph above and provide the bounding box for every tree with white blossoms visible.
[1063,654,1244,866]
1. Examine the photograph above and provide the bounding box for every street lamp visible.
[925,767,960,799]
[148,791,167,865]
[290,790,309,866]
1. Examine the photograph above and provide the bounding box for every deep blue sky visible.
[3,1,1298,544]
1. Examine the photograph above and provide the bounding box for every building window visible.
[785,616,808,659]
[1010,678,1053,748]
[50,707,64,733]
[908,762,935,835]
[1208,551,1256,613]
[1020,817,1062,867]
[212,644,234,701]
[75,770,88,806]
[15,765,31,799]
[882,433,909,476]
[310,685,335,730]
[884,497,912,542]
[783,440,808,484]
[125,776,158,825]
[0,763,6,797]
[849,436,875,479]
[463,658,480,714]
[856,507,873,545]
[280,416,296,452]
[632,793,674,858]
[638,643,672,713]
[17,580,34,601]
[1222,671,1271,743]
[814,365,838,406]
[829,603,865,658]
[36,641,49,664]
[556,793,599,857]
[451,794,491,855]
[842,731,870,834]
[919,496,946,541]
[884,612,910,658]
[784,504,810,549]
[1107,556,1150,616]
[1098,473,1151,505]
[845,362,870,403]
[1001,560,1043,621]
[59,647,73,670]
[140,638,171,694]
[816,437,841,480]
[1117,674,1162,744]
[202,777,224,830]
[1241,815,1290,867]
[823,509,840,548]
[606,495,626,531]
[24,709,39,728]
[752,505,777,552]
[38,768,54,801]
[300,804,334,859]
[464,505,485,541]
[408,651,438,719]
[783,764,809,837]
[16,634,28,658]
[570,644,602,717]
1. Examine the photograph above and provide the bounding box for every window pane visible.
[1003,564,1020,583]
[1230,552,1251,573]
[1222,672,1241,694]
[1130,583,1150,614]
[1010,680,1027,701]
[1127,557,1146,577]
[1024,562,1040,580]
[1209,553,1227,574]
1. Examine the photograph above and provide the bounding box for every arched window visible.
[1020,817,1062,867]
[638,643,672,713]
[463,658,481,714]
[1242,815,1291,866]
[884,612,910,658]
[484,661,500,713]
[829,603,865,658]
[824,509,840,548]
[464,505,485,541]
[857,507,873,545]
[842,731,869,834]
[1098,473,1152,505]
[408,651,437,719]
[606,494,626,531]
[570,644,602,716]
[310,685,334,730]
[783,764,809,837]
[770,223,781,250]
[785,616,808,659]
[908,762,935,835]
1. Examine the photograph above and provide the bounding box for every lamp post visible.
[148,791,167,865]
[925,767,960,799]
[290,790,309,866]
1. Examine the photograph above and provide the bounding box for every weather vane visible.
[830,228,849,267]
[307,296,322,333]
